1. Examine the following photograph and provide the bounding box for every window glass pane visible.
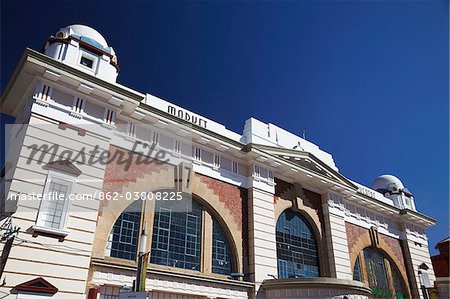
[276,209,319,278]
[41,181,69,229]
[108,201,141,260]
[151,199,202,271]
[360,247,408,299]
[99,285,120,299]
[278,259,288,278]
[80,56,93,68]
[364,247,391,298]
[212,219,232,275]
[392,265,407,299]
[353,255,362,281]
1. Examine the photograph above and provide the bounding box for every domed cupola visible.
[43,24,119,82]
[372,174,416,210]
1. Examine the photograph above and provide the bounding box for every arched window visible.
[106,196,235,276]
[353,247,408,299]
[276,209,319,278]
[106,200,142,260]
[353,255,363,281]
[212,219,232,275]
[150,199,202,271]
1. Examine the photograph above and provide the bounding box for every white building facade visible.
[0,25,437,299]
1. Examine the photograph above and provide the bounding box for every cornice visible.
[138,102,245,149]
[12,48,143,102]
[246,143,358,190]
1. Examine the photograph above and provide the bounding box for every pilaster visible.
[248,187,277,298]
[401,226,436,299]
[322,193,352,280]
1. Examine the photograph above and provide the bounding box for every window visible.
[276,209,319,278]
[152,132,159,145]
[174,140,181,153]
[214,154,221,168]
[72,97,85,113]
[104,109,116,124]
[37,178,72,230]
[193,147,201,161]
[32,162,81,239]
[353,247,408,298]
[151,199,202,271]
[232,161,238,174]
[98,285,120,299]
[268,170,274,182]
[185,214,199,256]
[35,83,52,101]
[212,219,232,275]
[127,122,136,137]
[156,207,171,251]
[108,195,235,276]
[254,165,261,177]
[107,201,141,260]
[404,196,412,209]
[80,56,94,69]
[283,227,291,243]
[353,255,362,281]
[278,259,288,279]
[119,220,135,244]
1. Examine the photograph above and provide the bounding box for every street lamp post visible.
[135,228,147,292]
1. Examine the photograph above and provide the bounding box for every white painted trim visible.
[77,48,99,73]
[35,169,76,232]
[17,293,54,299]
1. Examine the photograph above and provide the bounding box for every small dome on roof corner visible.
[61,24,109,49]
[371,174,405,192]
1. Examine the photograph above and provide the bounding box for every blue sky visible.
[1,0,448,253]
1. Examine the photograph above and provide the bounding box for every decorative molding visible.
[13,277,58,295]
[369,226,380,247]
[58,122,86,136]
[43,160,82,177]
[31,225,69,242]
[34,97,49,107]
[69,111,83,119]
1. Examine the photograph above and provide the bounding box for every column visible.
[401,231,436,299]
[322,194,352,280]
[248,188,278,298]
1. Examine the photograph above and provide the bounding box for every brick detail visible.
[346,222,366,253]
[274,177,291,203]
[346,222,406,276]
[197,173,244,229]
[100,145,170,215]
[381,233,406,271]
[102,145,169,193]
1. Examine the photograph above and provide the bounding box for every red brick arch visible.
[346,222,411,298]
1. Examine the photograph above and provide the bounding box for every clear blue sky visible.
[1,0,448,253]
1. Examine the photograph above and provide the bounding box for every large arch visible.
[92,168,243,274]
[275,208,320,278]
[273,183,328,277]
[274,204,327,277]
[92,168,174,259]
[191,192,240,275]
[349,232,411,299]
[353,246,410,299]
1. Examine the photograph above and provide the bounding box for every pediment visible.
[249,144,357,190]
[13,277,58,294]
[44,160,82,176]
